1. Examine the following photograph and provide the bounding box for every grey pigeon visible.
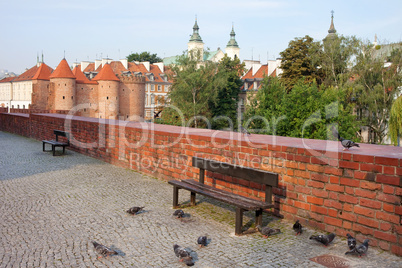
[293,220,303,235]
[173,244,190,259]
[197,235,208,247]
[345,239,369,257]
[240,125,250,136]
[92,241,118,258]
[173,209,185,218]
[126,206,144,215]
[256,225,281,238]
[332,127,359,150]
[310,233,336,246]
[346,233,356,250]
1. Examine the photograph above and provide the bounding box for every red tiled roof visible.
[92,64,120,81]
[242,68,254,79]
[49,59,75,79]
[72,65,97,85]
[254,65,268,78]
[0,77,16,83]
[32,63,53,80]
[12,65,40,82]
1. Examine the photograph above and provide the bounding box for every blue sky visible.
[1,0,401,74]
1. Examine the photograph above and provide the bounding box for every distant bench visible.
[168,157,278,235]
[42,130,70,156]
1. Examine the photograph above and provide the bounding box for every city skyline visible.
[1,0,401,74]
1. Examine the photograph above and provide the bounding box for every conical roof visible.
[32,63,53,80]
[49,58,75,79]
[93,63,120,81]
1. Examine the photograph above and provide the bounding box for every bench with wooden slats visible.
[42,130,70,156]
[168,156,278,235]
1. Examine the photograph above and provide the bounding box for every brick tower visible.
[93,63,120,119]
[31,62,53,110]
[49,59,76,111]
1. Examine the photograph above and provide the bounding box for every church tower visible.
[187,18,204,60]
[225,25,240,60]
[324,10,337,41]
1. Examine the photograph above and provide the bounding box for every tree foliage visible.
[127,51,162,64]
[210,55,245,130]
[161,52,219,128]
[244,77,359,140]
[352,43,402,144]
[321,35,360,87]
[389,95,402,146]
[280,35,323,90]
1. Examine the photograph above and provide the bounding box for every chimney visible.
[80,61,91,72]
[154,62,164,73]
[141,61,150,72]
[120,59,128,69]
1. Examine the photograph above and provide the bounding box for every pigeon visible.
[173,244,190,259]
[126,206,144,215]
[92,241,118,258]
[173,209,185,218]
[293,220,303,235]
[182,256,195,266]
[240,125,251,136]
[332,127,359,150]
[256,225,281,238]
[345,239,369,257]
[197,235,208,247]
[346,233,356,250]
[309,233,336,246]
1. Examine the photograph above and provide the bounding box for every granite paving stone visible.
[0,131,401,267]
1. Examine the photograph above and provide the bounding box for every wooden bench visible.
[168,157,278,235]
[42,130,70,156]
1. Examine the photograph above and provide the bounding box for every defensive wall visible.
[0,111,401,256]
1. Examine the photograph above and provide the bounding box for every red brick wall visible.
[0,113,401,256]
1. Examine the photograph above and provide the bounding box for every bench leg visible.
[52,145,56,156]
[235,207,244,235]
[173,186,179,208]
[43,142,46,152]
[62,146,66,155]
[190,192,196,206]
[255,208,263,227]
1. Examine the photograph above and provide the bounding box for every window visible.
[165,85,170,92]
[151,84,155,91]
[63,96,65,99]
[157,85,162,91]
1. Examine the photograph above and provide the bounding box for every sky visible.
[1,0,401,75]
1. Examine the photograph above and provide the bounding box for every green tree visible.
[389,95,402,146]
[127,51,162,64]
[210,55,245,130]
[280,35,323,90]
[162,52,219,128]
[321,35,360,87]
[352,43,402,144]
[244,77,359,140]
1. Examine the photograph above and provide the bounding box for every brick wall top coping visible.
[21,113,401,160]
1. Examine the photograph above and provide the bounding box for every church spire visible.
[328,10,336,34]
[226,24,239,48]
[189,16,203,42]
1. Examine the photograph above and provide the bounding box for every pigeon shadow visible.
[186,248,198,262]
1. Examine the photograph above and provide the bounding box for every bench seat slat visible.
[169,179,273,210]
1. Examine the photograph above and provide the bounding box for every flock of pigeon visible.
[91,207,207,266]
[292,220,369,256]
[91,207,369,264]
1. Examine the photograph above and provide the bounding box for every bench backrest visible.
[192,156,278,203]
[54,130,69,144]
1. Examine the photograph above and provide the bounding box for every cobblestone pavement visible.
[0,131,401,267]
